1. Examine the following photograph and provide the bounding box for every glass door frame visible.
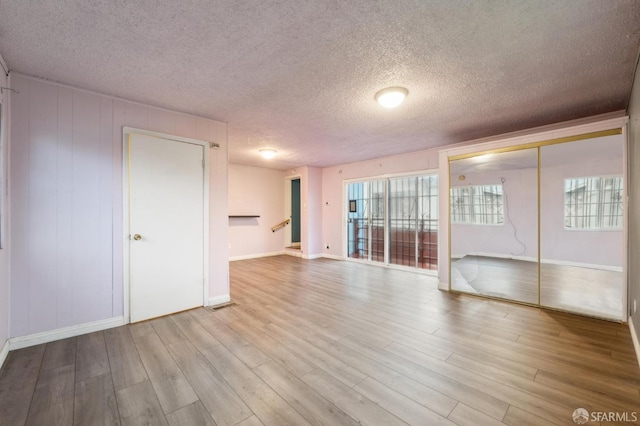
[345,178,387,263]
[342,169,439,274]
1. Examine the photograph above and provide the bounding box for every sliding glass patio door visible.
[346,174,438,270]
[388,176,438,270]
[346,180,385,263]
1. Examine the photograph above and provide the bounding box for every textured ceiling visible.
[0,1,639,170]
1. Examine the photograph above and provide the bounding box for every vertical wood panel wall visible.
[9,74,229,338]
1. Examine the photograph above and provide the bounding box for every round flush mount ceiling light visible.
[375,86,408,108]
[259,149,278,159]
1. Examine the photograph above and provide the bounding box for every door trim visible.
[284,174,301,249]
[122,127,210,324]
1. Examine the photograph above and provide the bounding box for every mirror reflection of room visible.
[450,148,539,304]
[449,134,625,321]
[540,135,624,320]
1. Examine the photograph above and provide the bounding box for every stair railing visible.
[272,218,291,232]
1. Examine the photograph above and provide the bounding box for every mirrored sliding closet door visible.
[450,148,539,305]
[540,135,624,320]
[448,130,626,321]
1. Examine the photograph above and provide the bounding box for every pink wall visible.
[321,149,439,258]
[0,58,9,356]
[228,164,286,258]
[305,166,323,256]
[9,74,229,337]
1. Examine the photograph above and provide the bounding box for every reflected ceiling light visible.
[473,153,494,163]
[375,86,408,108]
[259,148,277,159]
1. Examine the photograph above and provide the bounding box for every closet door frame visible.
[439,117,628,322]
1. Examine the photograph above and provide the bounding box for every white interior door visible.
[127,132,205,322]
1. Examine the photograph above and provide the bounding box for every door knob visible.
[133,234,142,241]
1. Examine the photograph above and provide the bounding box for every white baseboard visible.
[303,253,323,260]
[629,317,640,367]
[207,294,231,307]
[284,250,303,258]
[9,316,125,350]
[322,254,344,260]
[229,251,286,261]
[0,339,9,370]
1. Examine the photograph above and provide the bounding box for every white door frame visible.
[284,174,301,248]
[122,127,210,324]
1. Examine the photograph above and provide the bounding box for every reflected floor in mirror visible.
[451,255,622,321]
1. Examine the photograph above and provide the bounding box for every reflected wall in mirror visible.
[540,135,624,320]
[450,148,538,304]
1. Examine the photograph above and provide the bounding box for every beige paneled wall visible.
[9,74,229,338]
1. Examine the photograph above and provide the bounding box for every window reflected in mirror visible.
[540,135,624,320]
[448,133,625,321]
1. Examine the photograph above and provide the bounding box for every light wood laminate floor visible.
[1,255,639,425]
